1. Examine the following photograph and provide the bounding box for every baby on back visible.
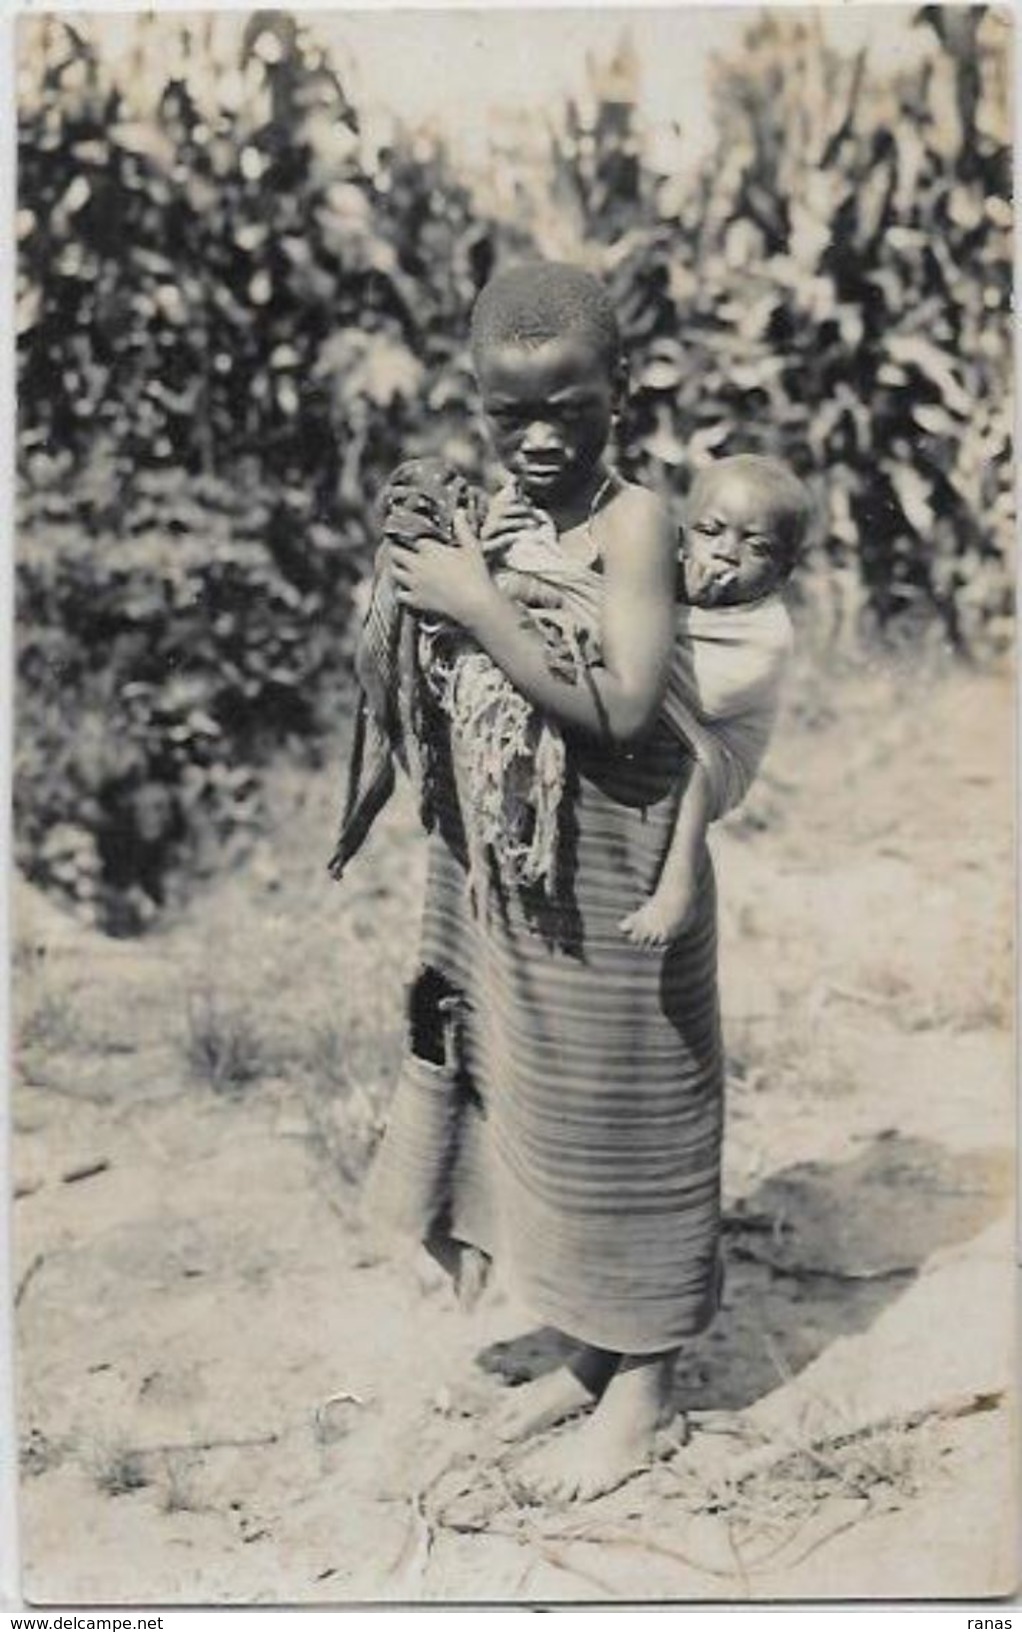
[622,452,812,945]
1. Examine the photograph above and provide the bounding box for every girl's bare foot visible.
[493,1347,618,1444]
[514,1350,678,1502]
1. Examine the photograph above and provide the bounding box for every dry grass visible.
[158,1452,204,1515]
[727,1008,860,1104]
[184,990,273,1095]
[161,755,420,1156]
[845,945,1014,1037]
[419,1402,946,1592]
[87,1437,152,1498]
[300,1077,385,1186]
[20,1427,69,1480]
[11,658,1012,1602]
[660,1406,944,1579]
[17,985,81,1056]
[299,1020,348,1094]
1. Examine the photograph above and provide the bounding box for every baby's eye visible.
[746,536,776,558]
[693,518,722,536]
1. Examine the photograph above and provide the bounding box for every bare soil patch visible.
[13,661,1016,1602]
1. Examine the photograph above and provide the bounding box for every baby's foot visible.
[619,888,696,948]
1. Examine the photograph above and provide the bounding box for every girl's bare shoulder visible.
[601,481,675,555]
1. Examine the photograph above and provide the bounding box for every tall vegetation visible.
[543,11,1013,649]
[16,12,490,927]
[15,9,1013,927]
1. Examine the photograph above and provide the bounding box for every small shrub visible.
[17,985,80,1055]
[159,1453,203,1515]
[20,1426,69,1479]
[727,1011,859,1103]
[301,1021,348,1095]
[89,1439,151,1497]
[14,499,360,931]
[184,990,270,1094]
[300,1079,385,1186]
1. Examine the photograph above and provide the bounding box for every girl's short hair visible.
[470,261,621,372]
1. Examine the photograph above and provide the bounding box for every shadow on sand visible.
[474,1131,1011,1413]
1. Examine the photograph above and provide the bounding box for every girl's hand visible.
[391,511,497,627]
[481,488,554,555]
[482,489,539,541]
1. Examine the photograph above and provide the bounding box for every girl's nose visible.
[713,531,741,562]
[521,420,561,452]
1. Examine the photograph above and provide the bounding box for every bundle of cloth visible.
[328,458,595,902]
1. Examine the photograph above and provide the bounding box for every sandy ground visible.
[11,659,1018,1604]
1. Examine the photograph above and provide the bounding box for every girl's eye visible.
[694,519,721,536]
[747,537,775,557]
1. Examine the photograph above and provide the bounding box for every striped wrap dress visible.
[366,552,725,1355]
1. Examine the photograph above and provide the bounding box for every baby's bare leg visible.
[493,1343,619,1443]
[620,761,712,947]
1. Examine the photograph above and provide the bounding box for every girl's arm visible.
[390,489,676,744]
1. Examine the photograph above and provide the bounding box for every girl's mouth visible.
[518,461,564,488]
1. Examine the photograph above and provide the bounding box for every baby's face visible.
[682,470,791,608]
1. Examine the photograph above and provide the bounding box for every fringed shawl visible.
[330,509,792,887]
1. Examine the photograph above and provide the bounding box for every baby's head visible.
[681,454,812,608]
[470,262,624,507]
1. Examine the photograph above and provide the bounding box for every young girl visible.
[367,260,720,1503]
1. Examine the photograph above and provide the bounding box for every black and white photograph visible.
[9,2,1016,1606]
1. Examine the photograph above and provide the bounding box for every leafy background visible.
[15,7,1014,929]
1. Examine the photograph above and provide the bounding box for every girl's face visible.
[683,471,791,607]
[475,334,619,508]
